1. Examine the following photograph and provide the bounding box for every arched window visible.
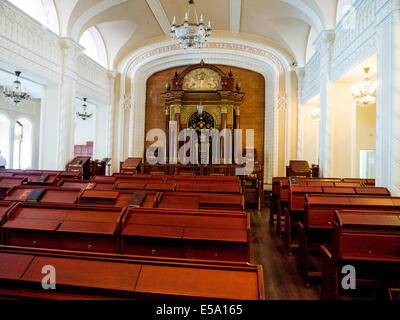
[7,0,59,34]
[79,27,108,68]
[13,119,33,169]
[0,114,11,166]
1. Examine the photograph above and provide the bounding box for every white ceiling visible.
[49,0,340,69]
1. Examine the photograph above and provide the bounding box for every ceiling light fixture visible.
[351,67,377,105]
[2,71,31,106]
[170,0,212,49]
[76,98,93,120]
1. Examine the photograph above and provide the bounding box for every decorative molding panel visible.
[302,52,320,103]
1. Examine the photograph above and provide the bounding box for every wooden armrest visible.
[320,245,332,259]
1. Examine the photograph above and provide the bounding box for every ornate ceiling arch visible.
[116,38,296,182]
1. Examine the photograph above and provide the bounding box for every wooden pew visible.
[157,192,244,211]
[321,210,400,300]
[0,246,264,300]
[120,157,142,174]
[0,201,15,241]
[120,208,249,262]
[57,179,92,189]
[284,186,391,254]
[297,194,400,287]
[58,179,114,190]
[175,182,242,194]
[0,169,82,181]
[0,177,27,200]
[66,156,91,180]
[5,186,81,204]
[2,203,125,253]
[343,178,375,186]
[77,189,158,208]
[115,182,176,192]
[12,172,60,185]
[275,178,341,236]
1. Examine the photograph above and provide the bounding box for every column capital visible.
[108,70,118,80]
[59,37,84,58]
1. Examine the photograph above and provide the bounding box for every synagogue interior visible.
[0,0,399,302]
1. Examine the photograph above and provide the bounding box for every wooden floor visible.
[249,207,320,300]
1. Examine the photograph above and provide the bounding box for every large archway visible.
[115,39,296,183]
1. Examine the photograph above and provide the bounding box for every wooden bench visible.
[120,157,142,174]
[77,189,158,208]
[297,194,400,287]
[0,177,27,200]
[2,203,125,254]
[0,201,15,238]
[120,208,249,262]
[321,210,400,300]
[5,186,81,204]
[157,192,244,211]
[12,172,60,185]
[284,186,391,254]
[274,178,342,236]
[0,245,264,300]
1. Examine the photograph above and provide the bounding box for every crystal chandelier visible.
[2,71,31,105]
[170,0,212,49]
[351,67,377,105]
[76,98,93,120]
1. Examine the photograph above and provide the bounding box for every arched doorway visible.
[188,111,215,164]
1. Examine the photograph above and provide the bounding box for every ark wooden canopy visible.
[162,61,245,131]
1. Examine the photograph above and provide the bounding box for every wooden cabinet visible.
[2,203,124,254]
[120,208,249,262]
[321,210,400,300]
[0,247,265,300]
[66,157,91,180]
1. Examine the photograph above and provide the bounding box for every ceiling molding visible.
[146,0,171,35]
[230,0,241,33]
[280,0,324,32]
[71,0,128,40]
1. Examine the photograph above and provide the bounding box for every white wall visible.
[330,82,354,178]
[302,101,320,165]
[356,103,376,176]
[0,94,41,169]
[73,98,109,160]
[74,99,96,146]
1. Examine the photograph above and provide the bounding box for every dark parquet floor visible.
[248,207,320,300]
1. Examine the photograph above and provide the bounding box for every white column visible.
[57,38,83,169]
[376,0,400,194]
[8,120,15,169]
[317,30,335,178]
[107,71,117,163]
[39,38,82,170]
[295,67,305,159]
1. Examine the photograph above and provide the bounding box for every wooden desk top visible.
[0,252,34,280]
[135,264,259,300]
[22,256,141,291]
[5,186,80,204]
[4,204,124,233]
[336,211,400,228]
[0,246,264,299]
[57,221,117,235]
